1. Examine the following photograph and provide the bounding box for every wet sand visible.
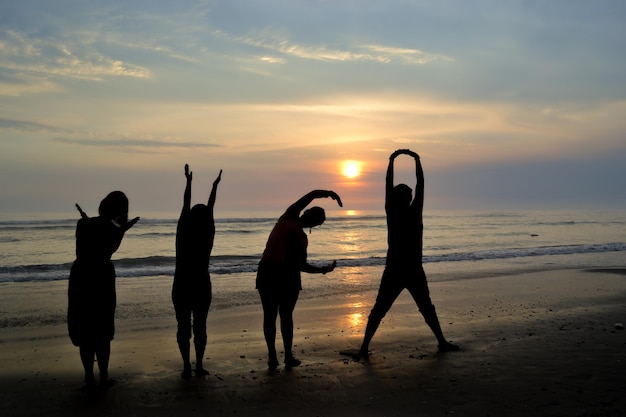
[1,268,625,416]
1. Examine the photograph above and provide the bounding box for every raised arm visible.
[121,216,140,232]
[411,151,424,212]
[386,149,423,210]
[183,164,192,212]
[283,190,343,218]
[385,149,406,208]
[207,169,222,210]
[75,203,89,219]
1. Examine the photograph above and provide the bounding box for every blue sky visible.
[1,0,625,216]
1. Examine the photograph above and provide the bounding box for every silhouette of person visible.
[68,191,139,392]
[257,190,343,370]
[357,149,458,358]
[172,164,222,379]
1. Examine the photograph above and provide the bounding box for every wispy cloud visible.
[215,29,453,65]
[103,34,201,64]
[0,117,222,150]
[0,117,69,133]
[0,74,61,96]
[361,44,453,65]
[259,56,285,64]
[54,136,222,149]
[0,30,151,82]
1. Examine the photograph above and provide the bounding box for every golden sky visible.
[1,1,625,216]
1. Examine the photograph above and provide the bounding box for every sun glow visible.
[341,160,362,179]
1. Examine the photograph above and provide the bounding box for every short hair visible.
[391,184,412,206]
[301,206,326,227]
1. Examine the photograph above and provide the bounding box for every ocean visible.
[1,209,625,326]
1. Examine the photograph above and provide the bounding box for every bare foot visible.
[268,355,279,371]
[80,383,97,394]
[195,367,210,377]
[285,356,301,369]
[100,378,118,390]
[438,341,460,352]
[339,348,369,361]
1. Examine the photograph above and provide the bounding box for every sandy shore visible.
[1,268,625,416]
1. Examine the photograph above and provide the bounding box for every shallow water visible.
[1,209,625,328]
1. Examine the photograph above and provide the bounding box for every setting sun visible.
[341,160,362,179]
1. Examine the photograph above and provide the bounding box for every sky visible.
[1,0,625,217]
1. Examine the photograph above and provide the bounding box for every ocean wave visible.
[0,221,76,231]
[1,242,624,284]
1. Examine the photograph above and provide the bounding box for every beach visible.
[1,267,625,417]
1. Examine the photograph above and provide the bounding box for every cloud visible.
[0,117,69,133]
[102,34,202,64]
[215,29,453,65]
[259,56,285,64]
[0,29,151,82]
[54,136,222,149]
[361,44,454,65]
[0,74,61,96]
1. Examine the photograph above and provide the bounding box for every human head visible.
[390,184,412,207]
[98,191,129,222]
[300,206,326,228]
[190,204,209,225]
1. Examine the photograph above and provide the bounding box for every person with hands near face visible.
[172,164,222,379]
[257,189,342,371]
[68,191,139,393]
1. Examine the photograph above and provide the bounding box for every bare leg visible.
[280,291,301,369]
[422,309,459,352]
[359,315,382,358]
[408,269,459,352]
[280,312,293,357]
[193,307,210,377]
[194,337,209,376]
[177,336,192,378]
[79,346,96,390]
[280,312,301,368]
[360,271,402,358]
[96,342,117,388]
[261,297,280,370]
[179,340,192,378]
[414,298,459,352]
[175,303,193,378]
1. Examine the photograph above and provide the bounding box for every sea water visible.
[1,209,625,325]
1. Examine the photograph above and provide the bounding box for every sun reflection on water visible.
[338,231,363,255]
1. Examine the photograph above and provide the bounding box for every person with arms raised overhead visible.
[355,149,459,359]
[172,164,222,379]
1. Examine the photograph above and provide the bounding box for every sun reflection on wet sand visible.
[347,312,364,328]
[337,297,370,332]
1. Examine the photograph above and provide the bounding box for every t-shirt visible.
[174,207,215,284]
[260,218,308,269]
[385,205,423,266]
